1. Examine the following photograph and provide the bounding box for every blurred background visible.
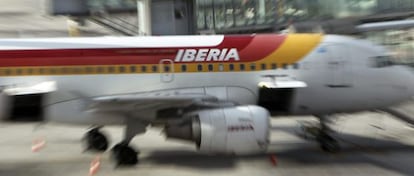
[3,0,414,66]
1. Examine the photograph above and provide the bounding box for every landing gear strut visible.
[316,130,340,153]
[111,119,148,166]
[83,127,109,152]
[316,115,340,153]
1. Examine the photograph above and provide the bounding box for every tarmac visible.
[1,111,414,176]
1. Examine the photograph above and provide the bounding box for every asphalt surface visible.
[1,112,414,176]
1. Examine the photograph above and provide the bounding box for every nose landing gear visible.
[298,115,341,153]
[317,130,340,153]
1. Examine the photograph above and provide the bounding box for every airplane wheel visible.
[83,128,109,152]
[317,133,340,153]
[111,143,139,166]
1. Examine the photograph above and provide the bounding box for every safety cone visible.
[31,138,46,153]
[269,154,278,166]
[89,155,101,176]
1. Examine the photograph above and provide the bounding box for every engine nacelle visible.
[165,105,270,155]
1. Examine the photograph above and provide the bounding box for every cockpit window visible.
[371,56,395,68]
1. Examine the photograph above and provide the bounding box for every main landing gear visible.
[111,142,139,166]
[83,120,148,166]
[111,120,148,166]
[83,126,109,152]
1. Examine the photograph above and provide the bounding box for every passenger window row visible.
[0,66,148,76]
[0,63,300,76]
[193,63,299,72]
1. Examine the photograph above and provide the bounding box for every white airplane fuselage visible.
[0,34,413,126]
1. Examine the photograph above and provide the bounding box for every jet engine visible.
[165,105,270,155]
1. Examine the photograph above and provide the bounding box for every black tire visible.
[111,144,138,166]
[83,130,109,152]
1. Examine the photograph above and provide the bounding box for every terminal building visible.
[49,0,414,35]
[196,0,414,33]
[48,0,414,65]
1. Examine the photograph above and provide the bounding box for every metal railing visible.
[89,13,142,36]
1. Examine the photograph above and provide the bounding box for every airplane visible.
[0,33,413,166]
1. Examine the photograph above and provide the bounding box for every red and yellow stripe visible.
[0,34,323,76]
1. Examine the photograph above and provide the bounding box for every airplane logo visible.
[174,48,240,62]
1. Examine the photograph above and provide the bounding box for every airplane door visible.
[326,45,352,87]
[159,59,174,82]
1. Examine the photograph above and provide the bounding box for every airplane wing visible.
[84,93,234,113]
